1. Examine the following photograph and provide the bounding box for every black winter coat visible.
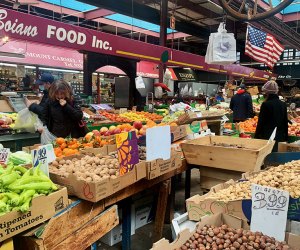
[230,91,254,121]
[28,90,49,120]
[254,94,288,148]
[42,99,84,138]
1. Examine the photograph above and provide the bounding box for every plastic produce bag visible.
[41,126,56,145]
[205,22,237,65]
[14,108,38,133]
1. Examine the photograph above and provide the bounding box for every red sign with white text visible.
[0,8,272,80]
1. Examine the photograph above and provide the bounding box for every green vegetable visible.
[19,190,35,204]
[0,172,20,186]
[9,182,55,191]
[13,166,27,175]
[0,161,57,215]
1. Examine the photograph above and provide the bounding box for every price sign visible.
[0,148,10,164]
[119,108,128,114]
[31,145,53,176]
[251,184,289,241]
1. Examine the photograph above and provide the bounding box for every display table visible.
[0,133,40,151]
[103,159,188,250]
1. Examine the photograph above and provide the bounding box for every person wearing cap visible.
[255,80,288,152]
[230,84,254,123]
[25,73,54,119]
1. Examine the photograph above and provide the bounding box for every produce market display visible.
[206,160,300,201]
[49,151,120,181]
[179,224,290,250]
[0,163,57,214]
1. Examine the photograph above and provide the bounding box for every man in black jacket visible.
[230,84,254,123]
[26,73,54,119]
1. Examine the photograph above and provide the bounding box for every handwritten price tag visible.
[31,145,50,177]
[251,184,289,241]
[0,148,10,164]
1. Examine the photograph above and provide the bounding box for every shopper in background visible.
[215,91,225,102]
[42,79,86,138]
[230,84,254,123]
[255,80,288,152]
[25,73,54,119]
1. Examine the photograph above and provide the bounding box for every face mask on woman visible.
[39,85,45,91]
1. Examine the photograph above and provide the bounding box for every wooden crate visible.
[181,136,274,172]
[14,204,118,250]
[199,167,243,190]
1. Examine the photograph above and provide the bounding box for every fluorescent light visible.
[39,67,81,73]
[0,63,17,67]
[25,65,36,69]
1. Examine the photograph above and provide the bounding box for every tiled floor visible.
[97,169,202,250]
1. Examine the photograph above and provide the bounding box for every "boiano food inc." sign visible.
[0,8,272,80]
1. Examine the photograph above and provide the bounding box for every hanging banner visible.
[0,8,273,81]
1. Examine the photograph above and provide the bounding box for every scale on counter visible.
[7,97,27,112]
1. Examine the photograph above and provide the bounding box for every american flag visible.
[245,25,284,69]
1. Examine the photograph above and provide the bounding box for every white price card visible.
[146,125,171,161]
[251,184,289,241]
[0,148,10,164]
[32,147,48,176]
[119,108,128,114]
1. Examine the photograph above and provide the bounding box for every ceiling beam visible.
[84,8,114,20]
[76,0,212,38]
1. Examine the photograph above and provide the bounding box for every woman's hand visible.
[59,99,67,106]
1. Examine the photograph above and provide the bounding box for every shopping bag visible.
[205,22,237,65]
[14,108,38,133]
[41,126,56,145]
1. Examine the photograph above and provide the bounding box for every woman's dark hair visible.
[49,80,73,102]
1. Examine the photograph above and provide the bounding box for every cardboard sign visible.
[31,145,50,176]
[251,184,289,241]
[116,131,139,176]
[146,126,171,161]
[132,106,137,112]
[0,148,10,165]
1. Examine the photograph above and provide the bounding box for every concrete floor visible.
[97,169,202,250]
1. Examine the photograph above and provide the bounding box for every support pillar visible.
[159,0,168,82]
[83,53,93,96]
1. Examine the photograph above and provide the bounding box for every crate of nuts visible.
[151,213,298,250]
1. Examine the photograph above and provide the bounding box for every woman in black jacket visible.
[42,80,85,138]
[255,80,288,152]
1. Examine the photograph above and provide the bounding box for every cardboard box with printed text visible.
[0,187,68,242]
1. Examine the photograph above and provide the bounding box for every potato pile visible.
[207,160,300,201]
[49,151,120,182]
[178,224,290,250]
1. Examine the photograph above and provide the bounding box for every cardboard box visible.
[171,212,197,240]
[134,195,154,230]
[50,162,146,202]
[151,213,300,250]
[171,125,188,142]
[278,142,300,152]
[181,136,275,172]
[0,187,68,242]
[151,213,249,250]
[22,144,41,153]
[100,206,135,246]
[187,179,300,222]
[145,151,182,180]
